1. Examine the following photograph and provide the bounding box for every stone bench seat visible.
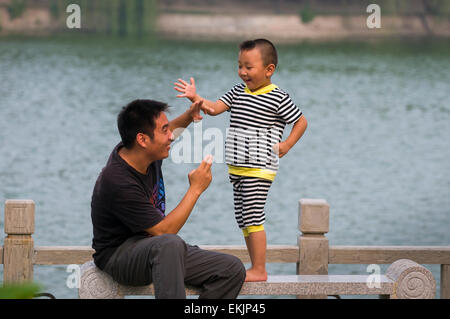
[241,274,394,296]
[79,259,436,299]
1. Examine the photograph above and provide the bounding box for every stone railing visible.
[1,199,449,298]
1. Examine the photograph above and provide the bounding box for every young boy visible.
[174,39,307,282]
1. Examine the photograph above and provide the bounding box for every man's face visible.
[238,48,273,91]
[146,112,173,160]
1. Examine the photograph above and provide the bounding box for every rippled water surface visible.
[0,37,449,298]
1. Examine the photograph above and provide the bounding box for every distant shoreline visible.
[156,13,450,43]
[1,7,450,42]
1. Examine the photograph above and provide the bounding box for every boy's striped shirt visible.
[220,83,302,173]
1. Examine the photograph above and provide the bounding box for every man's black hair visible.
[239,38,278,67]
[117,99,169,149]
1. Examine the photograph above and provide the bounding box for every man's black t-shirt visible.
[91,142,166,270]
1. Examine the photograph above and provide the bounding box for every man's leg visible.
[184,245,246,299]
[103,233,188,299]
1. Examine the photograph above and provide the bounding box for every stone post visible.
[441,264,450,299]
[297,199,329,299]
[3,200,35,284]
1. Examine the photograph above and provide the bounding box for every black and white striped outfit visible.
[228,175,272,227]
[220,83,302,228]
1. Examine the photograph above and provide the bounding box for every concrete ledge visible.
[120,275,393,296]
[241,275,393,296]
[79,259,436,299]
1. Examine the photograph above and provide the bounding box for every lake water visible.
[0,36,449,298]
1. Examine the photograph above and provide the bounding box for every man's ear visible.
[136,132,149,148]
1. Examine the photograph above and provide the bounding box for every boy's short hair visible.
[239,39,278,67]
[117,99,169,148]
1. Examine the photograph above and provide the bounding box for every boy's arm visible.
[198,98,229,116]
[201,99,229,116]
[274,115,308,158]
[174,77,229,116]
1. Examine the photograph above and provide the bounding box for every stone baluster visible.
[441,264,450,299]
[297,198,329,299]
[3,200,35,284]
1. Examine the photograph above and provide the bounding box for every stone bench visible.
[78,258,436,299]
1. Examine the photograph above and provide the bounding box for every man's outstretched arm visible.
[145,155,213,236]
[168,99,205,139]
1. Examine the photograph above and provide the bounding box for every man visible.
[91,99,246,299]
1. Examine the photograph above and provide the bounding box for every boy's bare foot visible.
[245,268,268,282]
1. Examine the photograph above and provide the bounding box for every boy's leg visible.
[184,244,246,299]
[240,177,270,227]
[244,226,268,282]
[240,177,272,282]
[229,174,245,228]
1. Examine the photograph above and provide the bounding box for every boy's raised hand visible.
[174,77,197,102]
[175,77,214,117]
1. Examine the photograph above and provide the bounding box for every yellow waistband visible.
[228,165,276,181]
[242,225,265,237]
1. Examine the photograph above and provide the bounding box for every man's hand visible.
[174,77,197,102]
[188,155,213,195]
[189,99,204,123]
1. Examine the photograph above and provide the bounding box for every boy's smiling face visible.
[238,48,275,92]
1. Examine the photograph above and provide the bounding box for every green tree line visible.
[5,0,158,36]
[3,0,449,36]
